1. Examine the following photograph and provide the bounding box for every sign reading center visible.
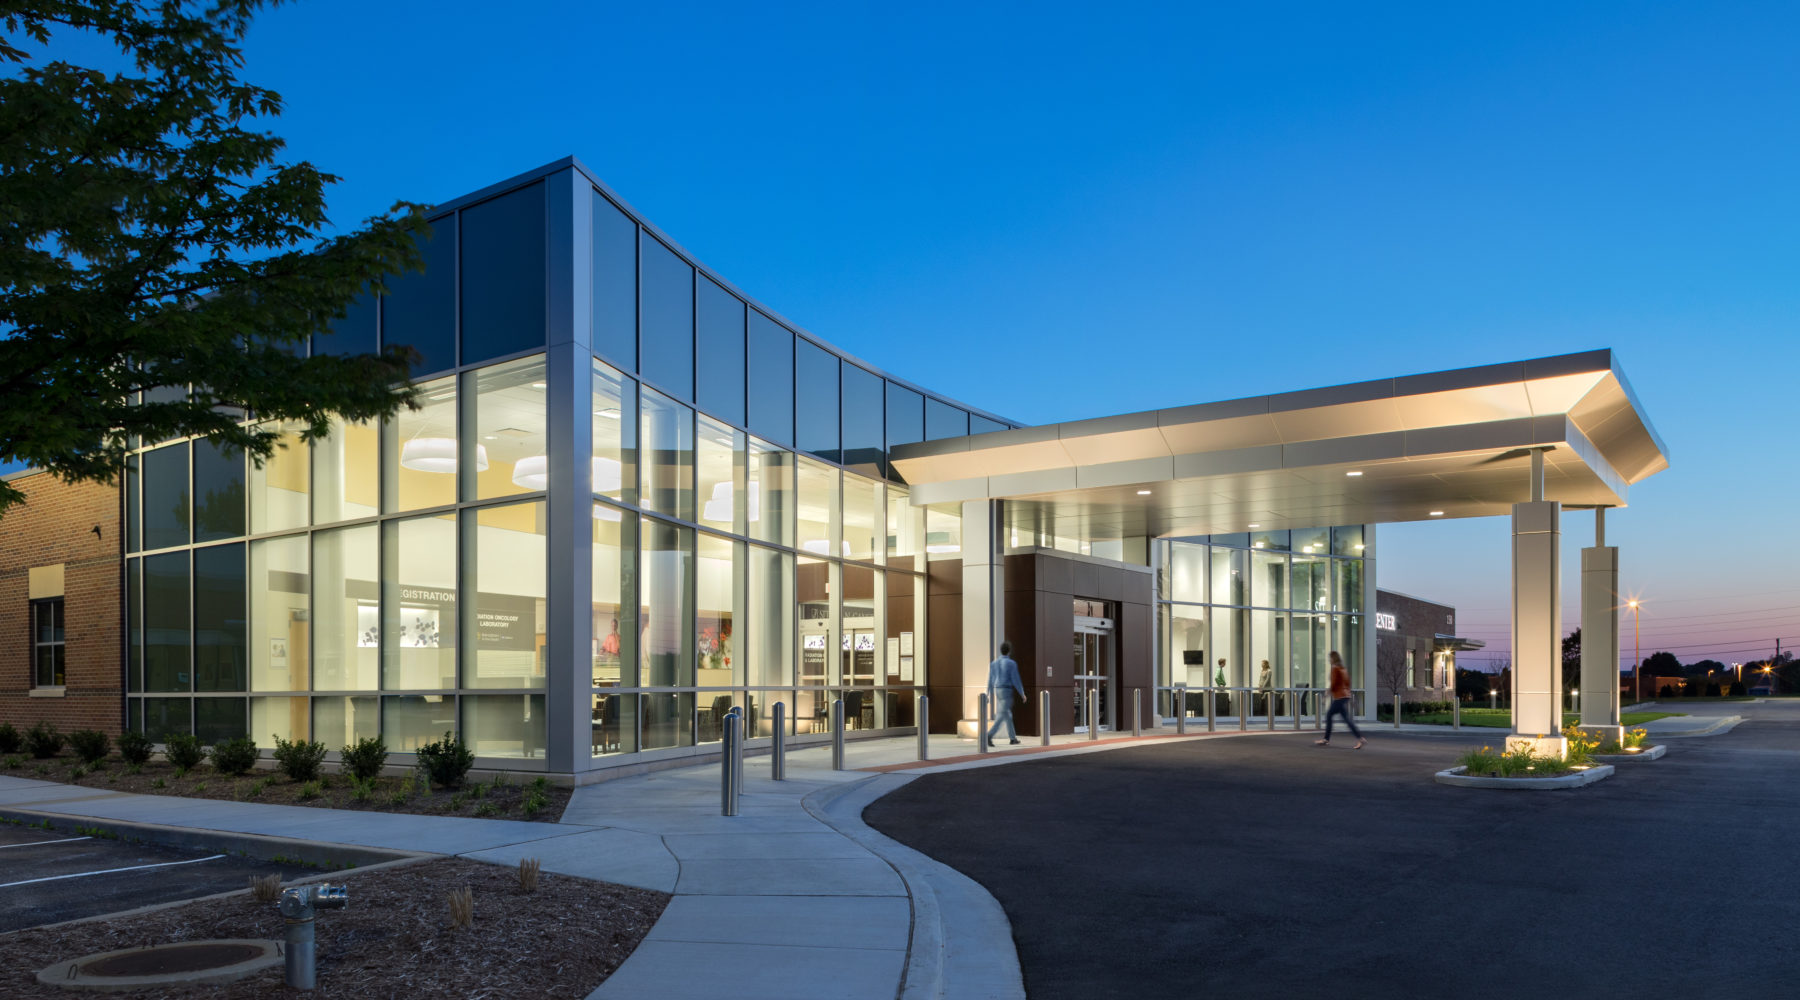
[1374,613,1398,631]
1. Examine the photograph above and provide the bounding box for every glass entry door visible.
[1072,607,1114,732]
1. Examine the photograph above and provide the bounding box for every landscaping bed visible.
[0,753,572,823]
[1,857,668,999]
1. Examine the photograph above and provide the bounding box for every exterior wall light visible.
[400,437,487,474]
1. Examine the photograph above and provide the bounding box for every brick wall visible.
[0,471,122,735]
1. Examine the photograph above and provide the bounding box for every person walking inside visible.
[987,640,1027,746]
[1315,650,1365,749]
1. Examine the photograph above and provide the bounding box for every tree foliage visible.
[0,0,427,515]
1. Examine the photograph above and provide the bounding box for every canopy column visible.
[1578,508,1623,743]
[1508,489,1566,756]
[956,500,1004,737]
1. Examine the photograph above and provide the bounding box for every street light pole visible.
[1628,599,1641,702]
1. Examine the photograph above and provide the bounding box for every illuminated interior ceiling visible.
[888,350,1668,541]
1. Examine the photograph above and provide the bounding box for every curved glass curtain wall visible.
[120,165,1006,766]
[1155,528,1367,721]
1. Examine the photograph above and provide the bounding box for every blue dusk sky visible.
[54,2,1800,669]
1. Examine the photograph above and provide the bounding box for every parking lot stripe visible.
[0,853,227,889]
[0,836,93,850]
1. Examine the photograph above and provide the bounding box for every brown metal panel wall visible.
[925,558,962,733]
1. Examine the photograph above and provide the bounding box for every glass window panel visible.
[1250,529,1289,552]
[1337,614,1364,689]
[746,310,793,446]
[641,692,694,751]
[250,536,308,693]
[925,399,967,441]
[592,503,637,689]
[1292,554,1329,612]
[126,557,142,692]
[1251,609,1289,692]
[1213,607,1249,688]
[460,181,546,365]
[144,552,190,692]
[314,288,378,357]
[696,276,746,425]
[141,697,189,740]
[969,414,1007,435]
[314,523,380,691]
[314,695,379,748]
[843,473,878,562]
[697,533,742,695]
[383,514,456,690]
[796,555,829,731]
[746,438,792,547]
[885,383,924,452]
[841,564,876,704]
[468,355,548,501]
[639,234,694,400]
[696,415,738,533]
[1332,525,1365,557]
[640,387,694,520]
[1168,542,1207,603]
[465,502,546,690]
[796,458,839,558]
[592,690,637,757]
[383,694,455,752]
[383,217,456,377]
[1168,604,1209,688]
[249,421,309,533]
[142,442,189,550]
[462,694,547,760]
[840,364,883,477]
[128,698,141,734]
[126,454,140,552]
[1334,557,1363,613]
[925,504,960,561]
[389,375,459,512]
[251,696,310,744]
[192,440,245,542]
[795,340,839,463]
[194,543,246,692]
[1211,546,1247,607]
[1291,526,1329,556]
[195,697,246,743]
[592,193,638,371]
[747,545,793,693]
[593,359,637,506]
[312,416,379,524]
[1251,550,1287,609]
[640,518,693,690]
[885,486,919,569]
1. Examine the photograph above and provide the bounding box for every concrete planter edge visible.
[1591,743,1665,762]
[1434,763,1615,790]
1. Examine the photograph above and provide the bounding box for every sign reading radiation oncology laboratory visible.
[1375,613,1397,631]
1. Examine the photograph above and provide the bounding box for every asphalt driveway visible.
[865,706,1800,999]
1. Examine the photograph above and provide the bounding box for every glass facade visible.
[118,166,1014,771]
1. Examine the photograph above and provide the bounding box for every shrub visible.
[68,729,110,764]
[521,789,548,816]
[518,857,540,892]
[272,735,327,782]
[24,722,66,759]
[340,736,389,782]
[117,729,154,765]
[250,873,283,902]
[1623,726,1648,750]
[210,736,259,776]
[164,732,204,770]
[1561,723,1598,766]
[415,731,475,789]
[2,755,21,769]
[0,722,20,754]
[297,780,321,800]
[1456,745,1501,776]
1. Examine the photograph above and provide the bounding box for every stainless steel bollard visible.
[1206,686,1216,732]
[721,711,741,815]
[917,695,930,760]
[1175,683,1187,735]
[1453,695,1461,730]
[1292,689,1302,731]
[1314,690,1324,731]
[1132,689,1141,738]
[1238,688,1247,732]
[279,884,348,990]
[1267,689,1276,731]
[978,693,990,754]
[1040,696,1051,746]
[771,702,786,781]
[831,698,846,770]
[1087,688,1098,740]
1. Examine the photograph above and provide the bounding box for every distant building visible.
[1374,588,1483,705]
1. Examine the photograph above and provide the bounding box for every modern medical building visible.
[1,158,1670,776]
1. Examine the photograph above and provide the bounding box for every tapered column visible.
[1508,499,1565,754]
[1579,508,1622,741]
[957,500,1003,737]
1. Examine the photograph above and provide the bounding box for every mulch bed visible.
[1,857,669,998]
[0,754,572,823]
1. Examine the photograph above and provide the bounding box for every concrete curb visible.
[1434,764,1615,790]
[1593,743,1667,763]
[1650,715,1743,738]
[0,805,427,871]
[805,774,1026,1000]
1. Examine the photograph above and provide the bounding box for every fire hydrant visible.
[277,884,348,990]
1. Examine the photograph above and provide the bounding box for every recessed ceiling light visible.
[1345,470,1363,477]
[1136,489,1151,496]
[1248,523,1260,529]
[1429,510,1445,516]
[531,382,547,389]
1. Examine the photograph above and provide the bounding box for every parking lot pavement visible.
[0,824,310,932]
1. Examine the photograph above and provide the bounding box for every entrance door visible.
[1072,608,1114,732]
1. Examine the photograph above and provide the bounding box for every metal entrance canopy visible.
[889,349,1668,537]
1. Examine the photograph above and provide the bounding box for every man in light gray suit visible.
[986,640,1027,746]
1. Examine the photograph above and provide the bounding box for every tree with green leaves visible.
[0,0,427,516]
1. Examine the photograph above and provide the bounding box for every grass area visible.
[1392,708,1685,728]
[1622,711,1683,725]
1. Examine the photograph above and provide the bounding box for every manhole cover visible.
[38,939,282,992]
